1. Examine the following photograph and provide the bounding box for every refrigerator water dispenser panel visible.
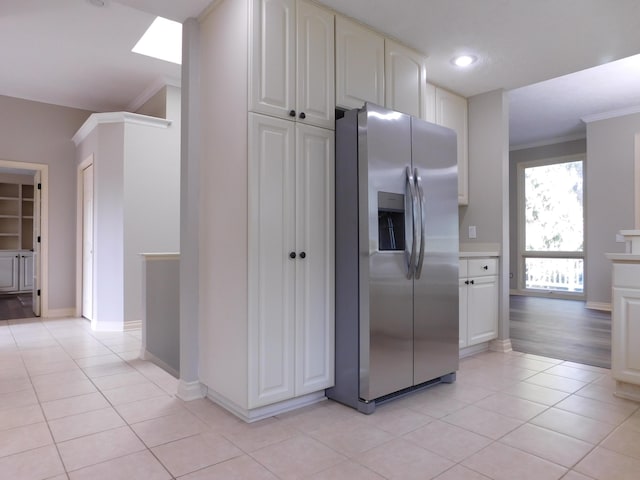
[377,191,405,251]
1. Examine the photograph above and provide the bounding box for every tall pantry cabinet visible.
[199,0,334,421]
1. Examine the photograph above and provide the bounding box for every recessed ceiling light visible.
[86,0,106,7]
[452,55,477,67]
[132,16,182,65]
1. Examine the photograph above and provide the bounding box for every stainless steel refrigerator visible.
[326,103,459,413]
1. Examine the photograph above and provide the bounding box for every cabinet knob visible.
[289,252,296,259]
[483,265,488,270]
[289,110,296,117]
[299,112,306,119]
[470,280,475,285]
[465,280,469,285]
[299,252,306,259]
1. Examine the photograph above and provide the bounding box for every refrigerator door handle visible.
[405,166,418,279]
[414,168,426,278]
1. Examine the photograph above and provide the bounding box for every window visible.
[517,155,584,296]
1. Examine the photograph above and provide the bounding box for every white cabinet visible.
[335,15,385,110]
[426,84,469,205]
[250,0,334,129]
[384,39,428,119]
[248,113,334,408]
[0,252,19,292]
[608,245,640,401]
[19,252,33,291]
[459,257,499,348]
[0,251,32,293]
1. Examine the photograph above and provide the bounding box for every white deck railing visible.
[525,258,584,293]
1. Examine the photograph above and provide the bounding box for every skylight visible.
[132,16,182,65]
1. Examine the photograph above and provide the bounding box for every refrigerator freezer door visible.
[358,103,415,401]
[411,117,460,385]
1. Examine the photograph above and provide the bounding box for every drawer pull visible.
[483,265,488,270]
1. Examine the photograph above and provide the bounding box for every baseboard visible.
[459,343,490,358]
[206,388,326,423]
[489,338,513,353]
[90,320,125,332]
[45,308,75,318]
[124,320,142,331]
[614,380,640,402]
[586,302,611,312]
[140,349,179,378]
[177,380,207,401]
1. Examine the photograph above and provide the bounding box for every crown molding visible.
[126,76,181,113]
[509,133,586,152]
[72,111,172,146]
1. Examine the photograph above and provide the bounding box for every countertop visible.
[459,251,500,258]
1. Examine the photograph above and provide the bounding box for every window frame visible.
[516,154,586,299]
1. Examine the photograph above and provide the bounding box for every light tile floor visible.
[1,317,639,479]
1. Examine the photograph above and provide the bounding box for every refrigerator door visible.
[411,117,460,385]
[358,103,415,401]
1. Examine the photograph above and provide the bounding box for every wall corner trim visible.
[72,112,172,146]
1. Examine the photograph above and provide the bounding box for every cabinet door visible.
[0,253,19,292]
[250,0,296,119]
[467,275,498,346]
[248,113,296,408]
[459,278,468,348]
[335,16,384,110]
[19,253,33,291]
[295,124,335,395]
[435,88,468,205]
[296,0,334,129]
[385,39,427,119]
[612,287,640,384]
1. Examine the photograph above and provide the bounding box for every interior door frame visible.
[76,154,94,322]
[0,159,48,316]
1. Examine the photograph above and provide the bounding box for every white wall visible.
[75,110,179,330]
[123,117,180,323]
[585,112,640,307]
[198,0,249,407]
[76,123,126,329]
[0,95,92,314]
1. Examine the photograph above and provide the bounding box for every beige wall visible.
[585,113,640,307]
[0,95,92,313]
[462,89,510,339]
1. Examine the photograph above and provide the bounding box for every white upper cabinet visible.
[250,0,335,129]
[426,83,469,205]
[296,1,335,129]
[335,16,385,110]
[250,0,296,120]
[384,39,428,119]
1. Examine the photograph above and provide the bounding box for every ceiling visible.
[2,0,640,148]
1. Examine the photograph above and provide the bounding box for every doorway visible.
[81,162,94,321]
[0,160,47,319]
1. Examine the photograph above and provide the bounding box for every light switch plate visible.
[468,226,477,239]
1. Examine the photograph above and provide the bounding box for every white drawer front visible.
[468,258,498,277]
[613,263,640,288]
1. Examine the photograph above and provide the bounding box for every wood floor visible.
[510,295,611,368]
[0,293,35,320]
